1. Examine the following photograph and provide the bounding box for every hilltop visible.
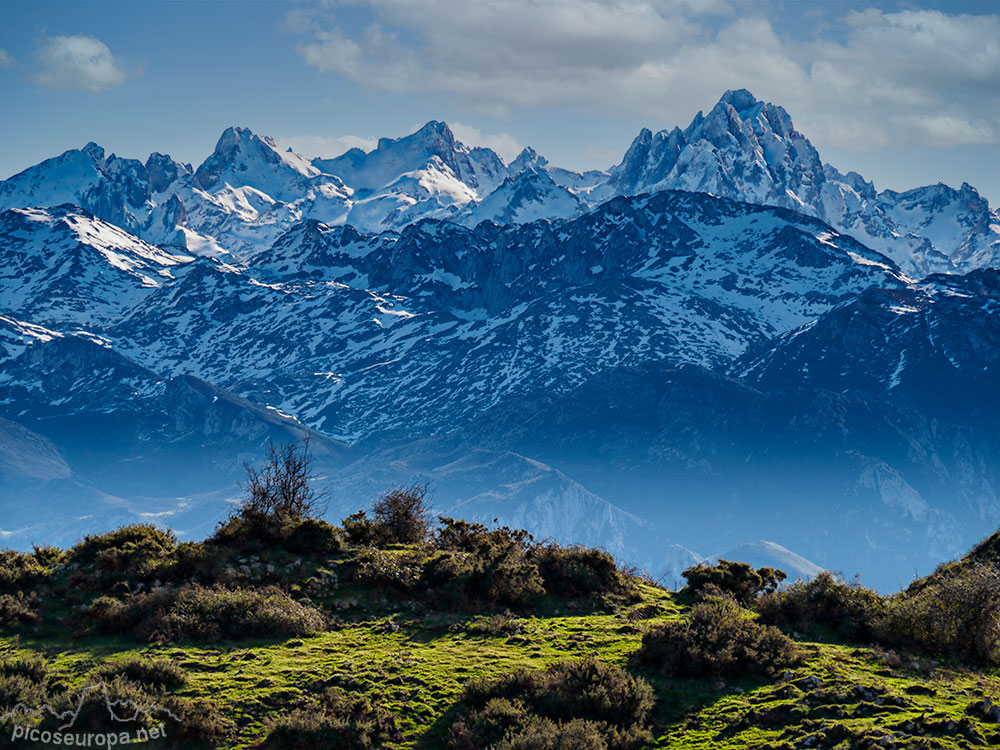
[1,472,997,748]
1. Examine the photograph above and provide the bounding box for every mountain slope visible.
[598,89,1000,276]
[0,206,192,328]
[104,191,905,442]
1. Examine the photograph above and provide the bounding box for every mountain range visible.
[1,90,997,590]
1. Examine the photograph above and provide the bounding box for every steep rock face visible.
[599,90,999,276]
[734,268,1000,420]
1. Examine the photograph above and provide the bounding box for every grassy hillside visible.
[1,464,998,748]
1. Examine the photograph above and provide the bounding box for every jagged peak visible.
[717,88,760,113]
[81,142,106,163]
[509,147,548,174]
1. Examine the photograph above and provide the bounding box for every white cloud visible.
[277,134,378,160]
[449,123,523,162]
[33,35,130,92]
[0,49,14,68]
[292,2,999,152]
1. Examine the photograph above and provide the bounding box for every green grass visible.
[2,530,998,749]
[2,584,997,749]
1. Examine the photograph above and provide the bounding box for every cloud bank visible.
[292,2,999,151]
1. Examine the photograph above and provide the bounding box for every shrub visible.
[0,655,50,724]
[681,559,786,603]
[534,545,635,600]
[87,584,325,643]
[373,485,431,544]
[94,655,188,689]
[212,514,343,555]
[0,592,40,627]
[213,439,328,551]
[237,438,326,521]
[0,549,51,591]
[757,571,885,641]
[436,518,533,558]
[0,653,48,684]
[70,524,178,578]
[285,517,343,555]
[634,598,802,679]
[354,548,422,591]
[259,687,401,749]
[421,550,545,610]
[876,562,1000,666]
[342,511,384,546]
[38,677,167,735]
[159,695,237,743]
[451,658,653,750]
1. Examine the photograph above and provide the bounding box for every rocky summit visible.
[0,91,998,592]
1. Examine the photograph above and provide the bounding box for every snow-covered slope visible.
[0,206,192,327]
[96,191,904,443]
[1,93,994,271]
[598,89,999,276]
[465,167,586,226]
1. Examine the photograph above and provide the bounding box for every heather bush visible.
[87,584,324,642]
[94,655,188,689]
[0,592,40,627]
[757,571,885,641]
[0,653,48,684]
[259,687,401,749]
[634,598,802,679]
[681,559,786,603]
[450,658,653,750]
[535,545,635,599]
[876,562,1000,666]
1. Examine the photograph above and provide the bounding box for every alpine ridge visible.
[1,90,998,590]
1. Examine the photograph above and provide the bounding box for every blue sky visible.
[1,0,998,203]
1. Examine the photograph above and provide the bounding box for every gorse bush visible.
[757,571,885,642]
[421,550,545,610]
[450,658,654,750]
[354,548,422,591]
[681,559,787,603]
[634,598,802,679]
[0,592,40,627]
[535,545,635,599]
[259,686,401,750]
[876,562,1000,666]
[436,518,534,557]
[0,547,59,591]
[212,514,343,555]
[342,510,383,546]
[87,584,325,643]
[70,524,178,579]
